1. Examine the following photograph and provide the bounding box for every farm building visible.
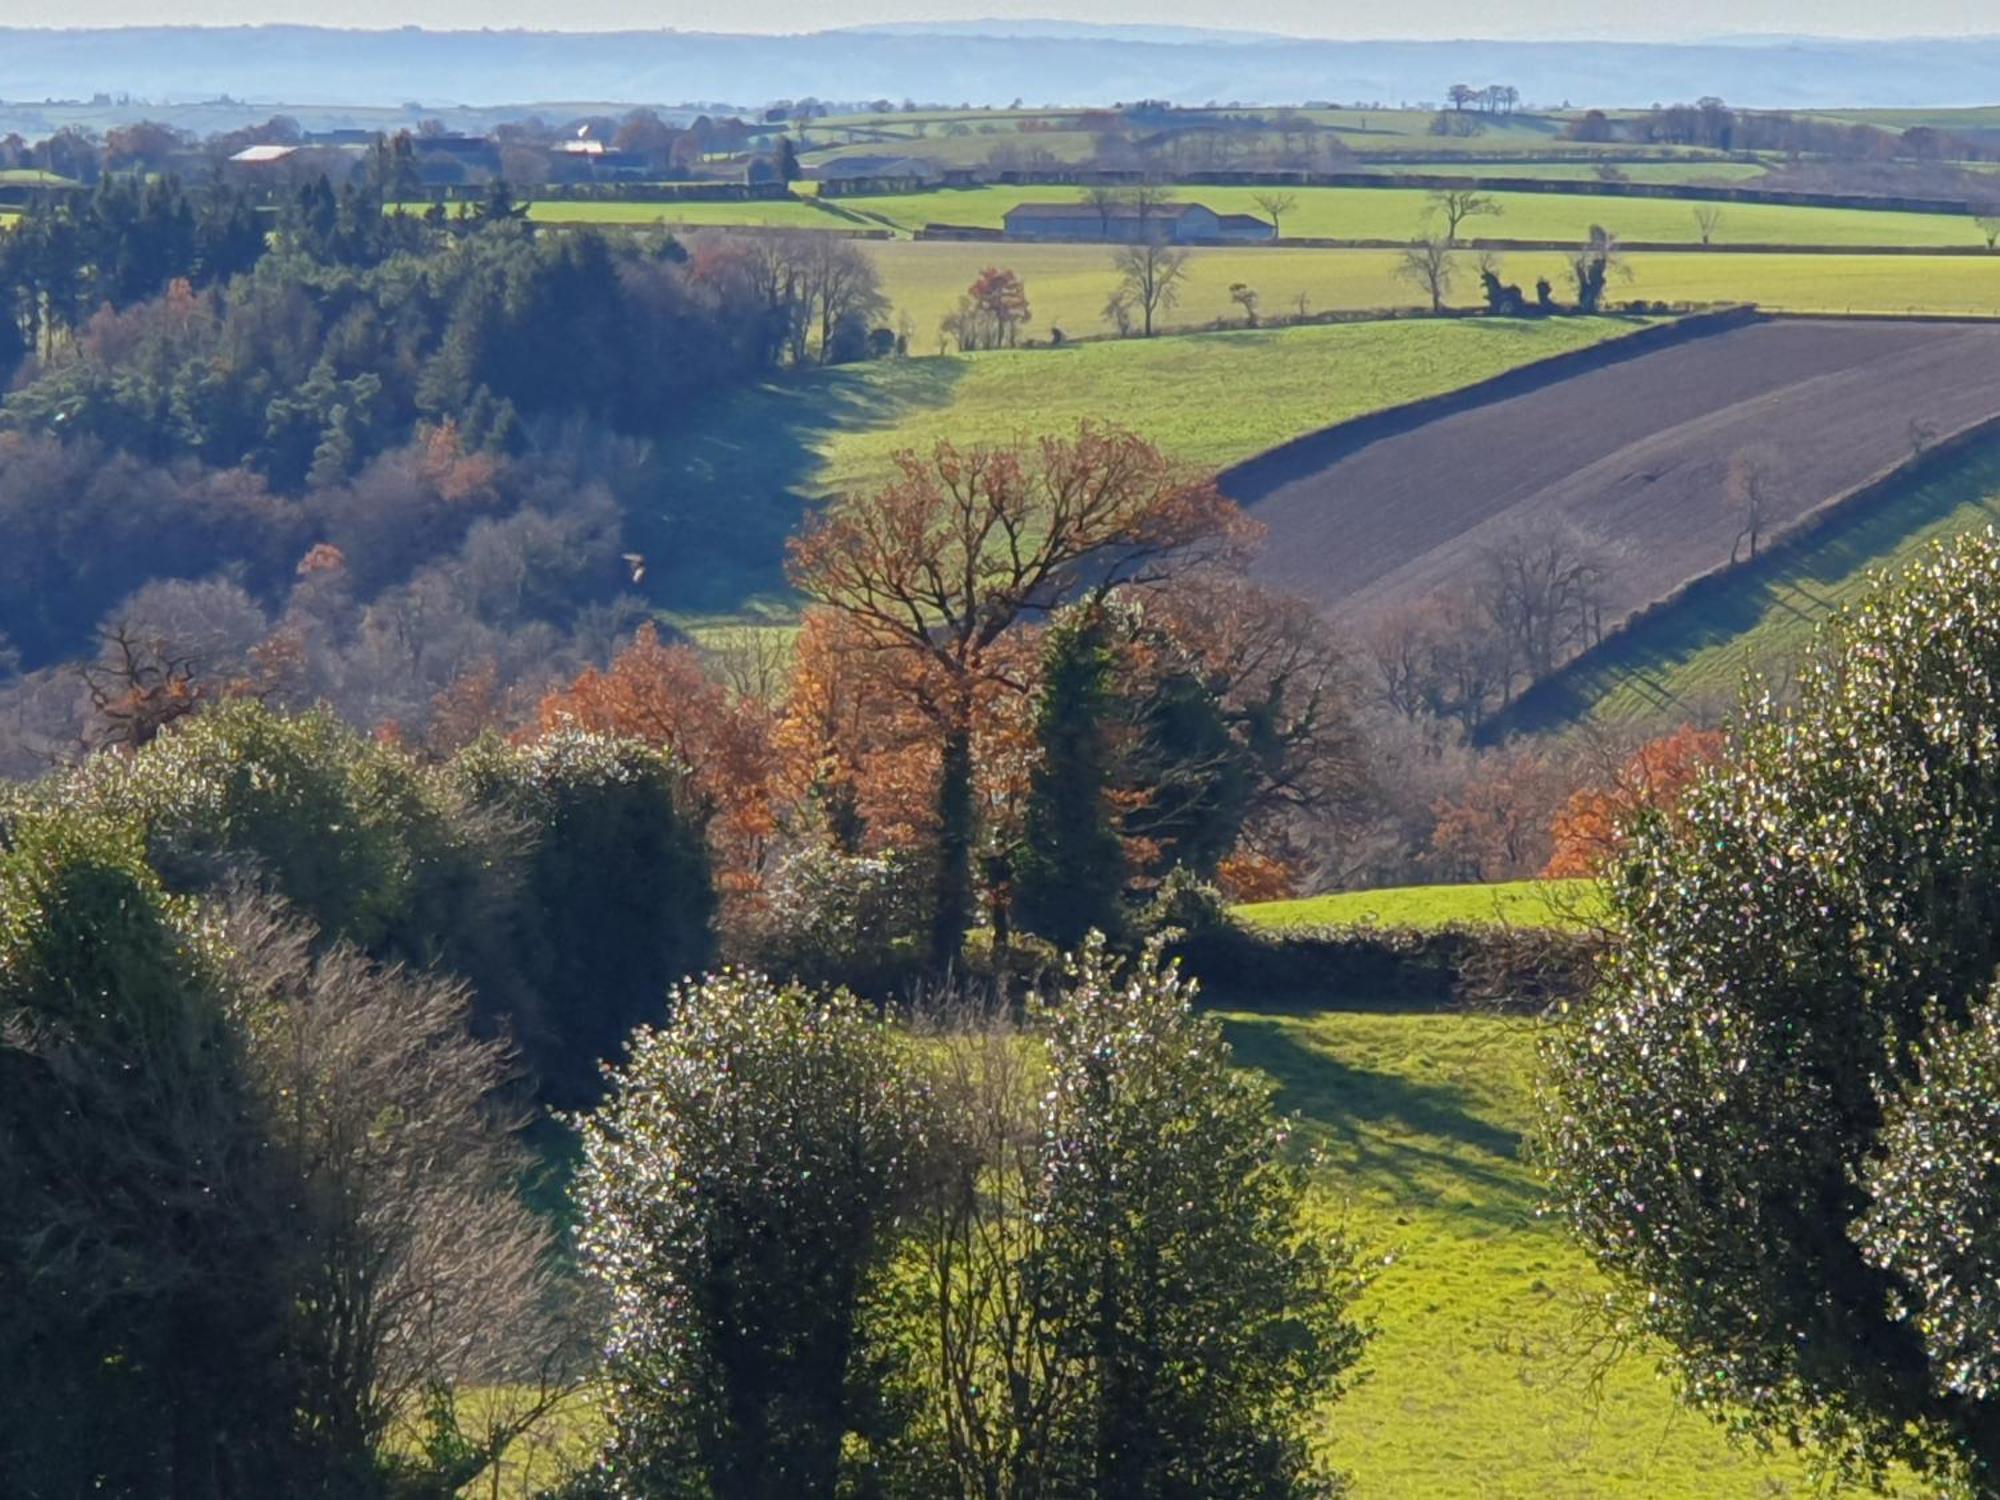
[816,154,945,194]
[1000,200,1274,243]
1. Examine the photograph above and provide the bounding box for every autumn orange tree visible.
[535,624,777,892]
[786,423,1254,966]
[1544,724,1724,878]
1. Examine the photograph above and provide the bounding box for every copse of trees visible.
[1545,531,2000,1493]
[786,424,1257,966]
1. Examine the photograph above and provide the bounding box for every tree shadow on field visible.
[1222,1015,1534,1226]
[1498,429,2000,735]
[634,356,970,611]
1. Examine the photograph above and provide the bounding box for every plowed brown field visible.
[1232,318,2000,625]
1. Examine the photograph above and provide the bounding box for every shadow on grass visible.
[1500,429,2000,732]
[635,355,970,611]
[1222,1014,1533,1224]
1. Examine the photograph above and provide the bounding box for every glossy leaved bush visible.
[1543,531,2000,1494]
[566,939,1366,1498]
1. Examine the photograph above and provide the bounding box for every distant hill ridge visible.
[4,26,2000,110]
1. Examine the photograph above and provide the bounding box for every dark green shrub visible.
[50,700,482,960]
[0,812,303,1496]
[452,730,714,1105]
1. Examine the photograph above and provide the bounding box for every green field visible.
[1504,434,2000,732]
[859,242,2000,337]
[1363,161,1769,185]
[526,180,1984,249]
[1236,879,1598,931]
[809,105,1724,160]
[643,315,1648,606]
[1219,1006,1833,1496]
[517,196,884,231]
[817,182,1989,248]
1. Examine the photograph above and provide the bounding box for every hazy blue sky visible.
[28,0,2000,39]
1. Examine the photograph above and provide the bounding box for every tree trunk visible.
[931,717,976,970]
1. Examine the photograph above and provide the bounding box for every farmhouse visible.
[1001,200,1274,243]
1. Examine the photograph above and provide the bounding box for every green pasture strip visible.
[1234,879,1599,931]
[817,317,1639,494]
[1216,1009,1838,1496]
[865,242,2000,337]
[1364,161,1769,184]
[1511,435,2000,732]
[518,197,852,230]
[826,181,1990,246]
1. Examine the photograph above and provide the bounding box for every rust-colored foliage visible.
[536,625,777,888]
[1544,725,1724,878]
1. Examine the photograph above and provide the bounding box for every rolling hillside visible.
[638,315,1650,609]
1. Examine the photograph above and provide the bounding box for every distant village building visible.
[1000,200,1275,244]
[228,144,298,165]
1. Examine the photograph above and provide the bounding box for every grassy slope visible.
[861,243,2000,340]
[1507,433,2000,731]
[1236,879,1598,931]
[638,315,1646,608]
[1219,1008,1828,1497]
[497,1008,1835,1496]
[815,315,1646,492]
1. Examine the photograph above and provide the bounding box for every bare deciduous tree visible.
[1110,241,1190,337]
[1078,182,1122,239]
[909,998,1079,1498]
[1477,524,1612,690]
[1723,445,1784,563]
[1251,190,1297,240]
[1693,205,1724,245]
[1425,187,1502,245]
[1396,235,1456,313]
[218,894,584,1485]
[1364,592,1511,740]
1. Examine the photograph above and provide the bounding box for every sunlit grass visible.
[1235,879,1600,931]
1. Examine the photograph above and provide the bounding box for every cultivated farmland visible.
[1231,318,2000,630]
[1500,432,2000,731]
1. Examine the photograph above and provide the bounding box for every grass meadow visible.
[850,242,2000,340]
[820,182,1990,248]
[1506,432,2000,731]
[1221,1007,1843,1497]
[1235,879,1599,931]
[637,314,1646,608]
[522,180,1982,249]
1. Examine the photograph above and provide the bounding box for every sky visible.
[21,0,2000,40]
